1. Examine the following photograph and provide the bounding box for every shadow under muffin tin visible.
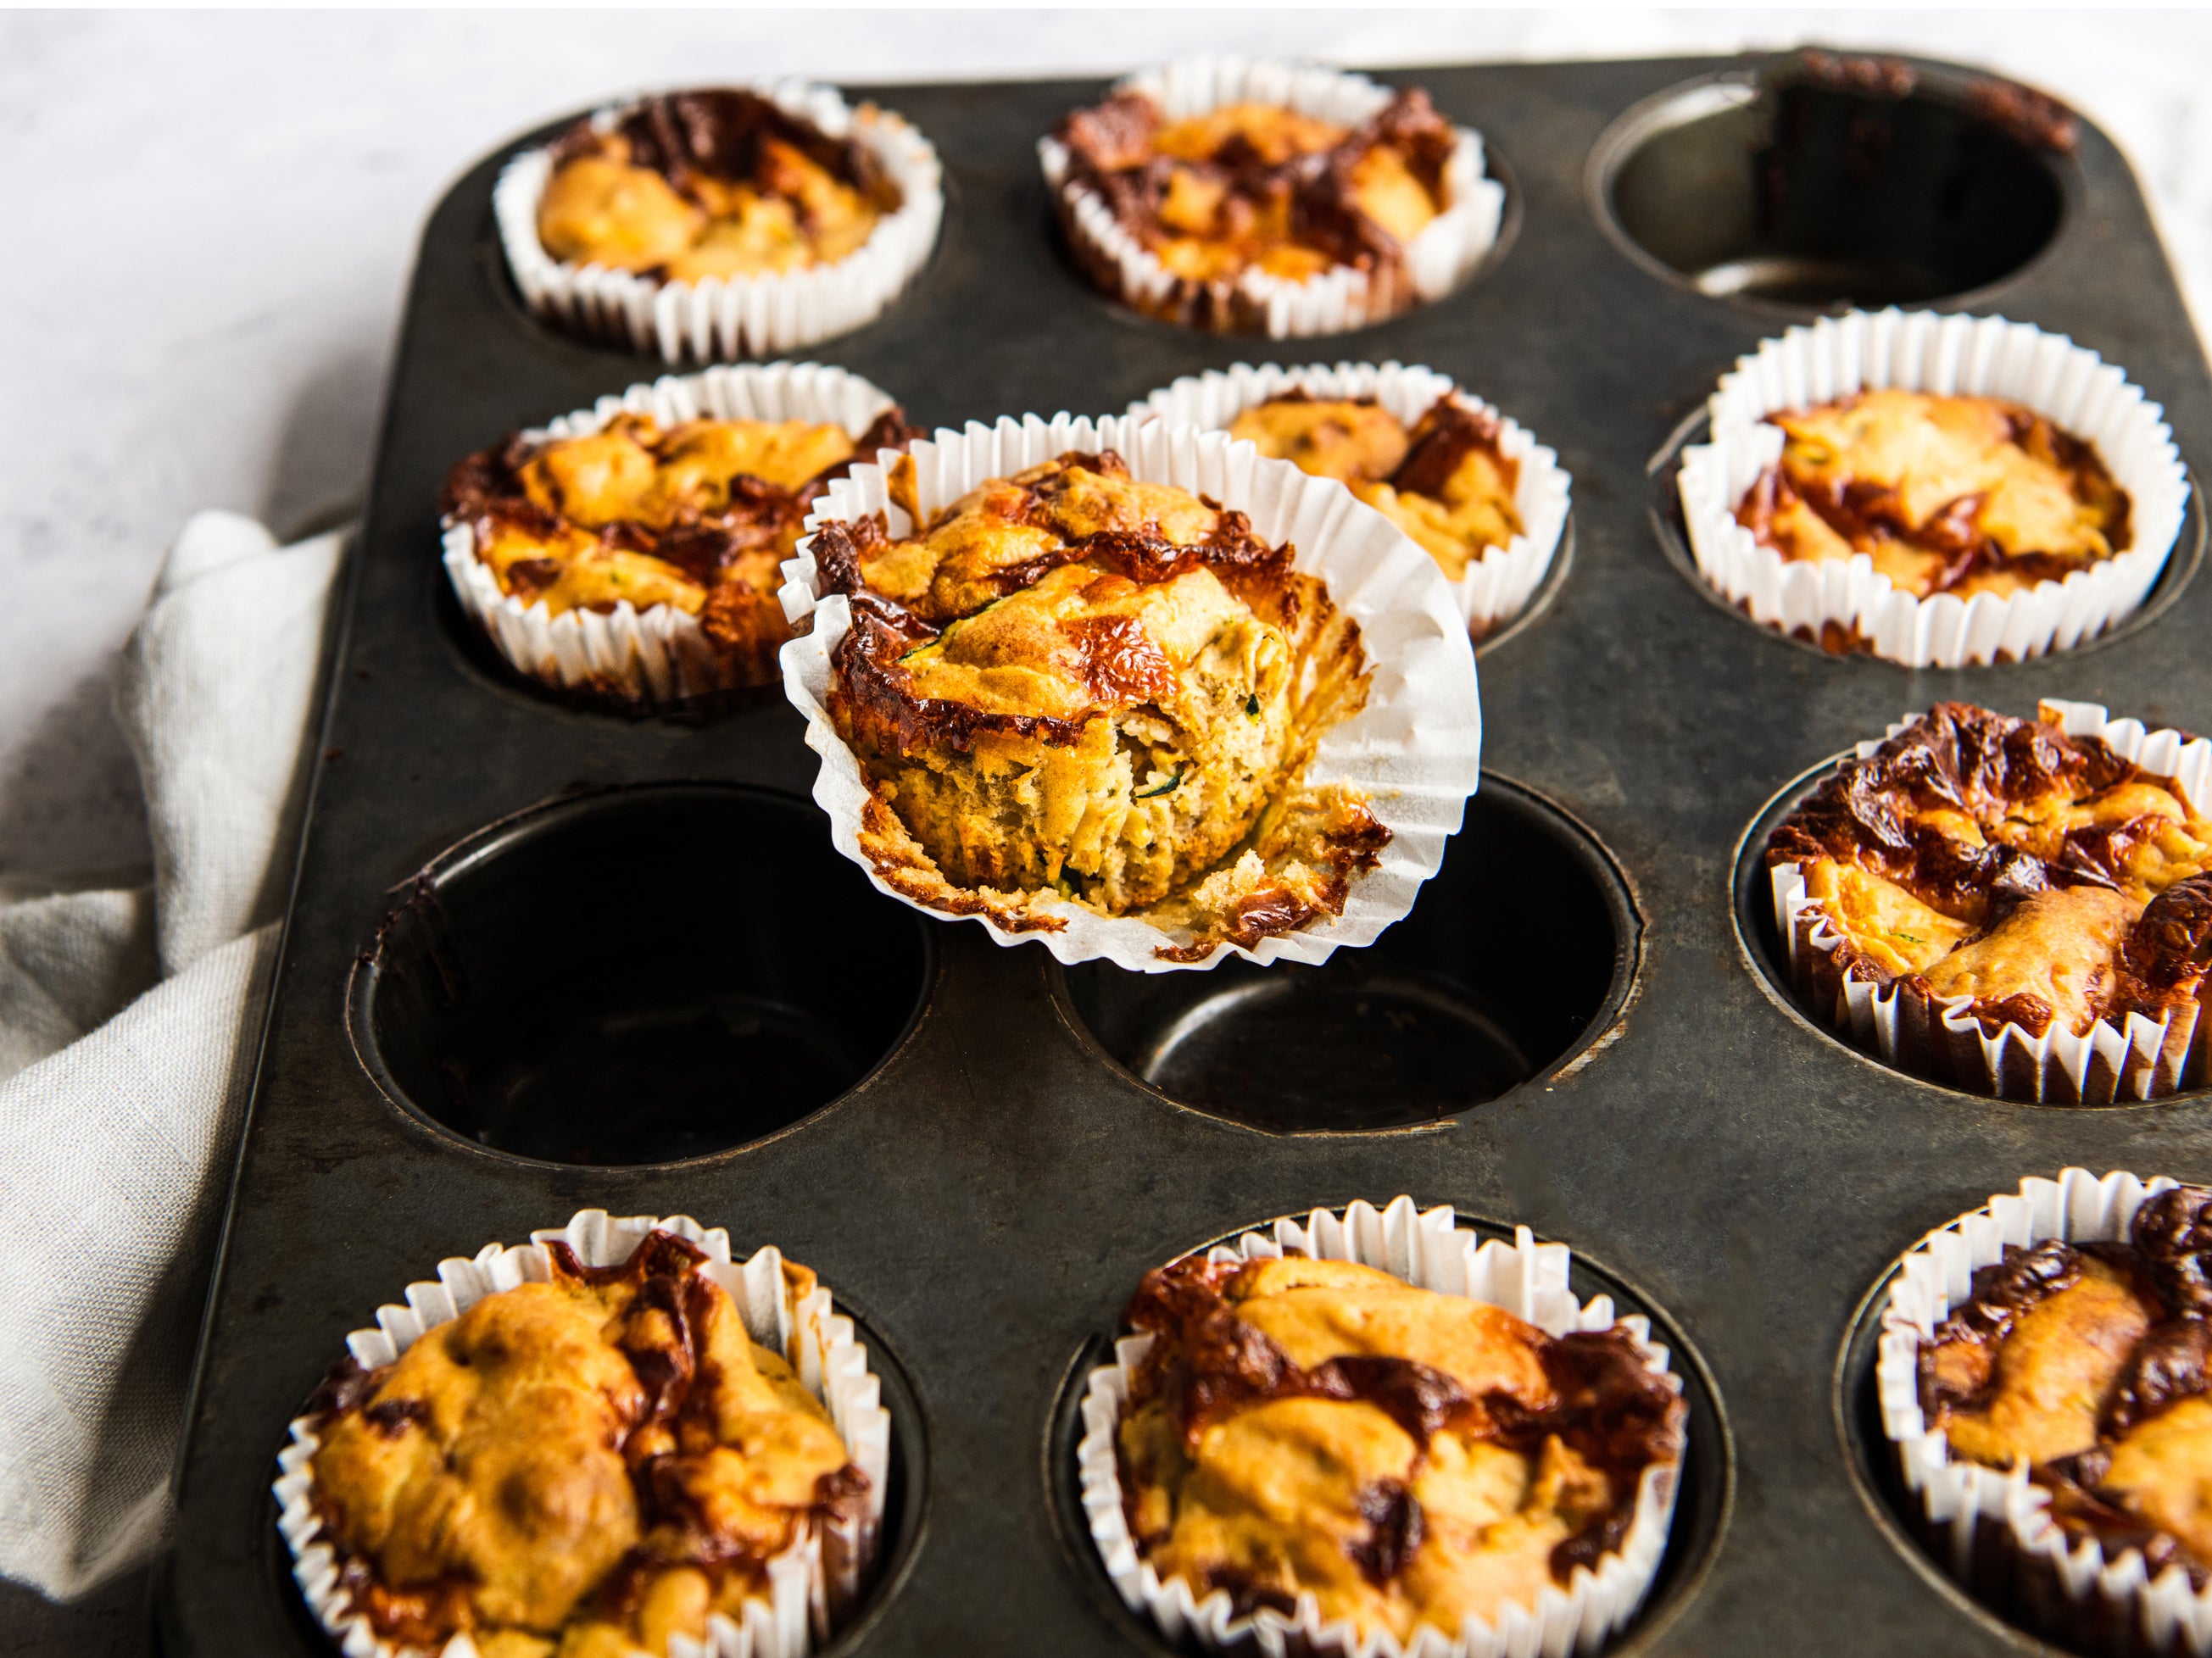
[160,50,2212,1658]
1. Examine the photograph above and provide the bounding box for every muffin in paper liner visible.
[1038,58,1504,338]
[1873,1166,2212,1657]
[443,361,901,708]
[271,1209,892,1658]
[1676,308,2187,667]
[494,82,943,364]
[775,414,1484,973]
[1769,698,2212,1104]
[1077,1196,1685,1658]
[1128,361,1570,640]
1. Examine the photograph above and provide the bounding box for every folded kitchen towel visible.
[0,510,344,1600]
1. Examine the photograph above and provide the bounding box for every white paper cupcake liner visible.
[443,361,901,706]
[1769,698,2212,1104]
[1039,58,1504,337]
[1875,1167,2212,1655]
[495,82,941,364]
[1079,1196,1684,1658]
[1677,309,2188,667]
[272,1209,892,1658]
[1129,362,1570,639]
[777,414,1484,973]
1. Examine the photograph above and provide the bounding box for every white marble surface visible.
[1,7,2209,1646]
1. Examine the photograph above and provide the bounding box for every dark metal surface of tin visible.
[155,53,2212,1657]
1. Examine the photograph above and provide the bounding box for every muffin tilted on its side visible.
[779,413,1485,972]
[809,448,1386,960]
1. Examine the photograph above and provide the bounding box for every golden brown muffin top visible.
[443,407,916,687]
[1736,389,2131,602]
[309,1231,863,1657]
[1230,392,1524,581]
[1766,702,2212,1038]
[1922,1186,2212,1577]
[537,91,903,283]
[1054,86,1458,290]
[808,450,1387,959]
[1116,1253,1682,1643]
[811,450,1317,758]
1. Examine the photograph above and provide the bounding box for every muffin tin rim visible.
[1584,57,2087,322]
[159,54,2212,1658]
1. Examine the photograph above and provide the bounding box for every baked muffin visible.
[807,449,1389,959]
[444,401,917,698]
[1041,61,1500,336]
[537,91,899,285]
[301,1228,866,1658]
[1919,1183,2212,1581]
[1766,701,2212,1099]
[496,86,944,363]
[1736,388,2131,602]
[1112,1251,1685,1644]
[1232,391,1522,584]
[1675,311,2189,668]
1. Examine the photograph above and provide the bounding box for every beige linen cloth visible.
[0,511,343,1600]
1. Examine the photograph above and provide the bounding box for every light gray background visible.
[3,8,2208,1651]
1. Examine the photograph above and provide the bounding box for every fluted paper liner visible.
[777,415,1484,972]
[495,81,942,363]
[1039,58,1503,337]
[1079,1197,1684,1658]
[443,362,900,707]
[1875,1167,2212,1655]
[1130,361,1571,638]
[272,1209,892,1658]
[1677,309,2187,667]
[1769,698,2212,1103]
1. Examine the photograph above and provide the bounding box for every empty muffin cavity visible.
[352,784,931,1165]
[1059,777,1638,1131]
[1592,53,2070,309]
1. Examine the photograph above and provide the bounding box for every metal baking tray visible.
[153,52,2212,1657]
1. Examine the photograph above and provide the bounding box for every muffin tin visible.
[156,53,2212,1658]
